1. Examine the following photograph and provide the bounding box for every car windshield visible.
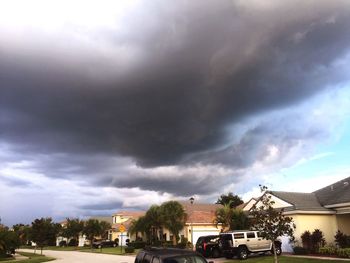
[163,255,207,263]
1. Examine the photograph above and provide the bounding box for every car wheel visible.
[211,249,220,258]
[238,247,248,260]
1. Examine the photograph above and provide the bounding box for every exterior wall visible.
[291,214,338,245]
[111,230,130,246]
[185,224,222,245]
[336,214,350,234]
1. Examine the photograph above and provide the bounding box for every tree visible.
[216,192,244,208]
[62,218,84,246]
[214,203,250,231]
[214,203,233,231]
[99,221,111,240]
[12,224,31,246]
[250,185,295,263]
[83,219,101,250]
[160,201,187,246]
[31,218,61,254]
[0,225,20,256]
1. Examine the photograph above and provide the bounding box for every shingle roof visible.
[313,176,350,206]
[90,216,113,224]
[269,191,329,211]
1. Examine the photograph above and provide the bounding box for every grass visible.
[0,252,55,263]
[0,255,14,262]
[223,255,348,263]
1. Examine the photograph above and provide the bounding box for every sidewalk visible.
[284,254,350,261]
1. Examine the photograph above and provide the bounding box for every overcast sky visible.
[1,0,350,226]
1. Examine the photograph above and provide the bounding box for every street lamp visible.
[189,197,194,248]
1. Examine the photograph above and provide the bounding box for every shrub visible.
[301,231,312,251]
[68,238,78,246]
[293,246,309,255]
[125,246,135,253]
[335,231,350,248]
[128,241,146,249]
[311,229,325,252]
[59,240,67,247]
[318,246,337,255]
[337,248,350,258]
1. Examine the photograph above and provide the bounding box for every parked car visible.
[219,230,282,260]
[195,235,221,258]
[134,247,214,263]
[92,239,118,248]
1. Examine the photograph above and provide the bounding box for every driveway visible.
[19,249,136,263]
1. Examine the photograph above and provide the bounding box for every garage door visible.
[192,229,220,245]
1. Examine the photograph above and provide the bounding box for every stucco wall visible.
[337,214,350,234]
[292,214,338,245]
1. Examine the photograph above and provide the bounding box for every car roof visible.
[141,247,201,259]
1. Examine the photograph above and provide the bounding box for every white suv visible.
[219,230,281,260]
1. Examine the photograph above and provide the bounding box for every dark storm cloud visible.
[1,0,350,169]
[80,201,123,211]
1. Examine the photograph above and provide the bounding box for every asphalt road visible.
[19,249,136,263]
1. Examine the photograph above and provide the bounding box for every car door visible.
[245,232,258,251]
[256,232,271,250]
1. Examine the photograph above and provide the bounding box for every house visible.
[110,203,223,246]
[244,176,350,252]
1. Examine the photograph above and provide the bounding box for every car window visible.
[136,252,145,263]
[220,234,233,242]
[233,233,244,239]
[257,232,263,238]
[246,232,256,238]
[164,256,207,263]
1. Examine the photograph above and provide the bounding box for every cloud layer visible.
[1,0,350,224]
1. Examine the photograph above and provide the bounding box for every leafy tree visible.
[31,218,61,254]
[0,225,20,256]
[216,192,244,208]
[250,185,295,263]
[62,218,84,246]
[160,201,187,245]
[129,216,149,242]
[12,224,31,246]
[83,219,101,250]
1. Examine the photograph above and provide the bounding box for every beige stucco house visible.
[110,203,223,246]
[243,176,350,252]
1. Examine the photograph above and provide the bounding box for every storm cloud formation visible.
[1,0,350,222]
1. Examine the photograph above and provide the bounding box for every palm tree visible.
[160,201,187,245]
[214,202,233,231]
[99,221,111,240]
[145,205,163,244]
[83,219,101,250]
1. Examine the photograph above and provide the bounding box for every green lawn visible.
[223,256,347,263]
[0,252,54,263]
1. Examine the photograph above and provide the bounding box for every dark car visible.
[135,247,214,263]
[92,239,117,248]
[195,235,221,258]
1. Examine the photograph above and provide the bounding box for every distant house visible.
[244,176,350,252]
[110,203,223,246]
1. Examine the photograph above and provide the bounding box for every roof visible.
[269,191,329,211]
[180,202,221,224]
[313,176,350,206]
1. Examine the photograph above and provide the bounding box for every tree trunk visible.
[272,241,278,263]
[172,234,177,246]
